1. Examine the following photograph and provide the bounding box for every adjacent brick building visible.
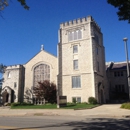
[106,62,129,101]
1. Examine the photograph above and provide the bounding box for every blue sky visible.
[0,0,130,66]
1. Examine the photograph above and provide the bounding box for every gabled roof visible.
[111,62,127,70]
[25,50,57,65]
[106,61,129,71]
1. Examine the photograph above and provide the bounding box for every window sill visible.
[73,69,79,71]
[72,88,82,90]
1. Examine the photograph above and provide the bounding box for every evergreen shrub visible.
[88,97,97,104]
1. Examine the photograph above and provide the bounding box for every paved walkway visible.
[0,104,130,118]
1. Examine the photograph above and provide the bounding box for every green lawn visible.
[11,103,99,109]
[121,103,130,110]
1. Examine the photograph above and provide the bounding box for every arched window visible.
[33,64,50,87]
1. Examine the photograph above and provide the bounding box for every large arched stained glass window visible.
[33,64,50,87]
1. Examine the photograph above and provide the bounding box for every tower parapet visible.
[6,65,23,70]
[60,16,101,31]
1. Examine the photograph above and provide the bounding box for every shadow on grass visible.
[6,117,130,130]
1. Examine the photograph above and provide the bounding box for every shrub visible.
[11,102,21,107]
[72,98,76,104]
[88,97,97,104]
[11,102,33,107]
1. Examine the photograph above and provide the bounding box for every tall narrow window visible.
[97,61,100,72]
[14,82,17,88]
[121,71,123,76]
[73,60,78,70]
[96,47,98,55]
[78,30,82,39]
[7,71,11,78]
[72,76,81,88]
[74,31,77,40]
[68,32,72,41]
[73,45,78,53]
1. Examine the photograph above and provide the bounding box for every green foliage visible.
[107,0,130,23]
[33,80,57,104]
[0,64,6,73]
[121,103,130,109]
[17,0,29,10]
[0,0,29,13]
[88,97,97,104]
[72,98,76,104]
[11,102,33,107]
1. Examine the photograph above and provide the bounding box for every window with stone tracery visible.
[33,64,50,87]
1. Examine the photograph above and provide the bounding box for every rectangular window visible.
[121,71,123,76]
[73,45,78,53]
[68,30,82,41]
[72,97,81,103]
[118,72,120,76]
[114,71,123,77]
[73,60,78,70]
[14,82,17,88]
[114,72,117,77]
[72,76,81,88]
[115,84,125,92]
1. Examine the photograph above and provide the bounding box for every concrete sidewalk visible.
[0,104,130,118]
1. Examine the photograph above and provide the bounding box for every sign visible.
[58,96,67,107]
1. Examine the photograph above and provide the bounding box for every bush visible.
[121,103,130,109]
[11,102,33,107]
[88,97,97,104]
[72,98,76,104]
[11,102,21,107]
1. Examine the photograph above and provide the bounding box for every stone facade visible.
[24,50,58,102]
[1,15,109,104]
[2,65,24,103]
[58,16,107,103]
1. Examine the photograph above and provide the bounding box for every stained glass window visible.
[33,64,50,87]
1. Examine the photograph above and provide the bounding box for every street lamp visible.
[123,37,130,100]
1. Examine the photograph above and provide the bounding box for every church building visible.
[1,16,109,104]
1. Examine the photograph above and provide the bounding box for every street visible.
[0,116,130,130]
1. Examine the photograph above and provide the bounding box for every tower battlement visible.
[7,64,22,70]
[60,16,101,31]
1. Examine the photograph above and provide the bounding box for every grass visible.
[62,103,99,109]
[11,103,99,109]
[121,103,130,110]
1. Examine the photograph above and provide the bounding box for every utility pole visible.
[123,37,130,100]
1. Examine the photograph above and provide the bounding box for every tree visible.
[0,64,6,92]
[0,64,6,74]
[33,80,57,104]
[107,0,130,23]
[0,0,29,11]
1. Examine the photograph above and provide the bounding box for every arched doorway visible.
[98,82,104,104]
[2,90,9,103]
